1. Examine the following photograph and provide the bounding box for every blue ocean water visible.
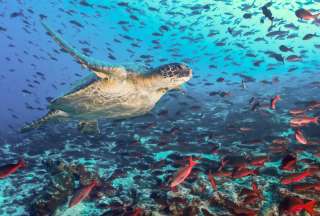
[0,0,320,215]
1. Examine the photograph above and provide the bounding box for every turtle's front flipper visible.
[20,110,69,133]
[77,120,100,135]
[41,22,127,79]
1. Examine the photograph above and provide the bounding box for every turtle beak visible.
[179,65,192,79]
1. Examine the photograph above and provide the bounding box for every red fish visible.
[290,116,318,127]
[243,195,260,206]
[279,197,317,215]
[295,9,320,20]
[252,182,263,200]
[0,159,25,178]
[250,155,269,167]
[281,169,312,185]
[272,138,289,145]
[293,182,320,192]
[289,108,305,116]
[69,180,98,208]
[295,129,308,144]
[207,171,217,191]
[232,167,258,179]
[217,194,257,216]
[270,95,281,110]
[131,208,143,216]
[214,169,232,177]
[170,156,197,188]
[240,181,263,205]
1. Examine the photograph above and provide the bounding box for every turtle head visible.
[151,63,192,90]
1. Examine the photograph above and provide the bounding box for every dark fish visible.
[148,7,159,12]
[159,25,169,32]
[284,23,299,30]
[261,2,274,31]
[0,26,7,31]
[69,20,84,28]
[130,15,139,21]
[216,77,224,82]
[10,11,23,18]
[269,52,284,64]
[22,89,32,94]
[79,0,92,7]
[251,101,260,111]
[117,2,129,7]
[253,60,263,67]
[266,29,289,38]
[279,45,293,52]
[303,33,317,40]
[39,14,47,20]
[108,53,116,60]
[243,13,252,19]
[287,55,302,62]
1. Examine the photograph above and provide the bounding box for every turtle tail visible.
[20,110,67,133]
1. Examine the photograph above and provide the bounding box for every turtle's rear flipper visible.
[20,110,69,133]
[77,120,100,135]
[41,22,127,79]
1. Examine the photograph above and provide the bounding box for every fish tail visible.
[18,159,26,168]
[304,200,316,215]
[314,117,319,125]
[188,156,197,167]
[268,20,274,32]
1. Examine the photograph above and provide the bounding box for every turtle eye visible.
[157,87,168,93]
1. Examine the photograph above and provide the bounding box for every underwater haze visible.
[0,0,320,215]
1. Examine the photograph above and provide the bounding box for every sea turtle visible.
[21,23,192,134]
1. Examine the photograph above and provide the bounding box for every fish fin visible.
[304,200,317,215]
[18,159,26,168]
[77,120,100,135]
[188,156,198,167]
[20,110,68,133]
[41,22,127,79]
[268,21,274,32]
